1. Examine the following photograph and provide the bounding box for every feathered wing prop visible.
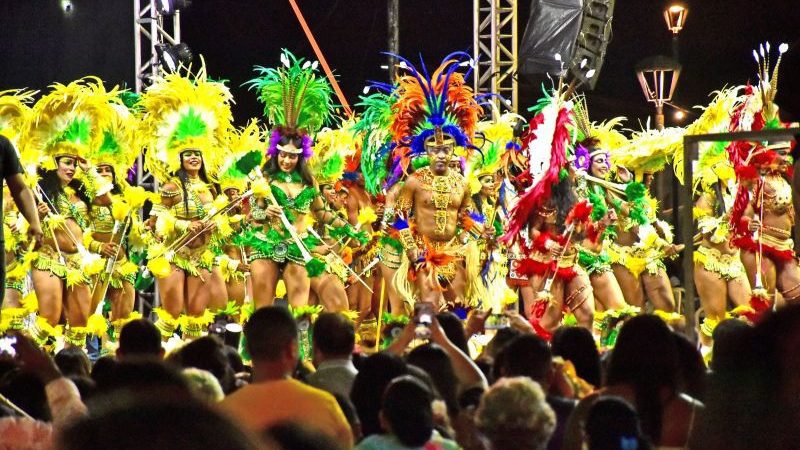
[245,49,335,158]
[502,91,574,243]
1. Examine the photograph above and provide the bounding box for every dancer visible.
[387,52,482,310]
[242,50,350,308]
[141,66,232,339]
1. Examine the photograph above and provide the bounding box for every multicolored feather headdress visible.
[571,95,627,173]
[21,77,118,171]
[386,51,482,173]
[246,49,335,158]
[468,109,523,194]
[354,86,397,195]
[139,63,234,183]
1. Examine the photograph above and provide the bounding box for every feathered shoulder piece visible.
[21,77,118,171]
[308,119,358,186]
[611,126,684,179]
[139,62,234,183]
[0,89,37,145]
[388,52,481,153]
[245,49,335,159]
[502,85,575,242]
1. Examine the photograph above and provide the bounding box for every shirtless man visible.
[395,129,473,309]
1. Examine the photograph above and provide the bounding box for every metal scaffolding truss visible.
[473,0,519,114]
[133,0,183,313]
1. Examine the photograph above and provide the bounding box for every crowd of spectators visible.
[1,302,798,450]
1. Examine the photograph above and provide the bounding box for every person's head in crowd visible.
[605,315,679,445]
[170,335,236,394]
[476,376,556,450]
[407,364,453,434]
[224,344,247,374]
[500,334,553,387]
[672,332,707,401]
[380,375,436,447]
[710,319,753,373]
[551,326,602,387]
[69,375,97,401]
[407,343,459,418]
[54,347,91,378]
[585,396,652,450]
[262,422,343,450]
[245,306,298,381]
[488,327,523,381]
[183,367,225,404]
[90,356,118,387]
[333,392,362,444]
[117,319,164,360]
[92,359,193,405]
[312,312,355,365]
[436,312,470,356]
[0,369,49,420]
[350,352,408,437]
[57,400,263,450]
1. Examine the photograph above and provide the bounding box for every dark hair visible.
[91,356,119,387]
[350,352,408,437]
[55,347,92,378]
[263,422,343,450]
[382,375,434,447]
[585,396,652,450]
[60,400,262,450]
[710,319,753,373]
[170,335,235,394]
[407,343,460,417]
[0,369,49,420]
[673,332,707,401]
[552,175,577,234]
[501,334,552,384]
[245,306,297,361]
[68,375,97,402]
[37,164,93,215]
[312,312,355,358]
[436,312,470,356]
[96,164,123,195]
[176,152,218,216]
[119,319,162,358]
[263,136,315,186]
[605,315,679,443]
[552,326,602,387]
[93,359,192,404]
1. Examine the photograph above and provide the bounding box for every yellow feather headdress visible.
[20,77,118,171]
[307,119,358,186]
[218,119,264,193]
[467,111,523,194]
[139,63,234,183]
[81,80,139,179]
[0,89,37,146]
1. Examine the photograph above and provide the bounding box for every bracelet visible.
[398,228,418,252]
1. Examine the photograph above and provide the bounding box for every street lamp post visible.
[635,55,681,131]
[664,4,688,59]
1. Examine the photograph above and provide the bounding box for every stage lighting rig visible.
[156,0,191,16]
[156,42,193,73]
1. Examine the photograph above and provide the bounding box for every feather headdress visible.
[218,120,264,193]
[354,87,397,195]
[385,51,482,182]
[245,49,335,158]
[308,120,358,186]
[571,95,627,173]
[21,77,118,171]
[0,89,37,146]
[502,86,576,242]
[83,80,139,179]
[468,110,523,194]
[139,63,234,183]
[611,126,685,179]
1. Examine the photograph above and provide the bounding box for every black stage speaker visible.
[518,0,583,76]
[519,0,615,90]
[569,0,615,89]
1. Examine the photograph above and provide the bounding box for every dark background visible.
[1,0,798,127]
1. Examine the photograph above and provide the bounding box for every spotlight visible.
[60,0,74,15]
[156,43,193,73]
[156,0,192,16]
[674,110,686,121]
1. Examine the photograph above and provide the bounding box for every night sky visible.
[1,0,798,128]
